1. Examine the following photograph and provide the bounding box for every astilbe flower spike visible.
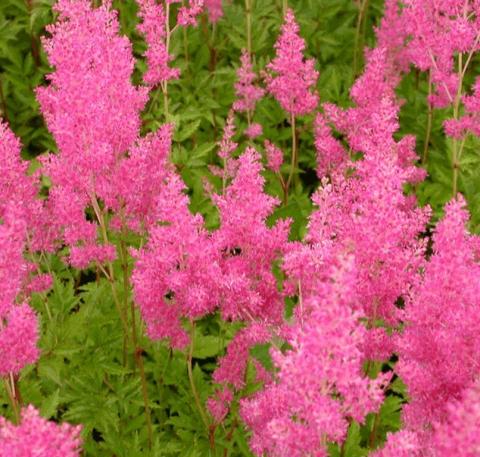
[311,49,429,361]
[264,140,283,173]
[241,254,387,457]
[177,0,204,27]
[37,0,150,267]
[233,50,265,115]
[0,405,82,457]
[204,0,223,22]
[0,121,46,377]
[131,171,221,348]
[396,196,480,430]
[374,379,480,456]
[137,0,180,85]
[133,147,290,349]
[265,8,318,117]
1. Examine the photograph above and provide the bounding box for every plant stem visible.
[369,411,381,449]
[353,0,369,75]
[4,375,20,424]
[89,195,131,348]
[163,1,171,120]
[245,0,252,56]
[422,70,433,164]
[182,8,190,72]
[187,322,210,432]
[0,77,8,123]
[452,52,464,196]
[282,0,287,16]
[284,113,297,205]
[118,219,153,449]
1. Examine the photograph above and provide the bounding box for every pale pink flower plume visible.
[205,0,223,22]
[233,50,265,113]
[244,122,263,139]
[264,140,283,173]
[265,8,318,116]
[396,196,480,430]
[137,0,180,85]
[0,405,82,457]
[241,254,387,457]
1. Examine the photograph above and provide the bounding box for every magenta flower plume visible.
[0,120,51,252]
[0,304,39,377]
[430,380,480,456]
[204,0,223,23]
[374,380,480,456]
[0,405,82,457]
[0,121,48,376]
[212,148,291,324]
[396,196,480,430]
[233,50,265,114]
[133,147,290,350]
[36,0,149,267]
[132,171,220,348]
[137,0,180,85]
[177,0,204,27]
[264,140,283,173]
[371,430,423,457]
[241,254,386,457]
[265,9,319,116]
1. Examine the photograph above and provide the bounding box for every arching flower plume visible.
[0,405,82,457]
[265,8,319,117]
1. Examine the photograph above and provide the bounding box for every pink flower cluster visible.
[375,379,480,456]
[233,50,265,115]
[37,0,150,267]
[133,147,290,349]
[137,0,180,85]
[137,0,204,86]
[378,0,480,137]
[0,405,82,457]
[265,9,318,117]
[242,255,388,457]
[395,196,480,434]
[0,121,43,377]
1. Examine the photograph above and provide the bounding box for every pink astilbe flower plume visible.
[177,0,204,27]
[37,0,149,267]
[264,140,283,173]
[377,0,480,140]
[0,121,52,252]
[430,379,480,456]
[374,380,480,456]
[241,254,387,457]
[0,121,48,377]
[133,147,290,352]
[0,405,82,457]
[265,9,319,116]
[314,113,347,178]
[204,0,223,23]
[137,0,180,85]
[233,50,265,114]
[212,148,290,323]
[396,196,480,430]
[132,171,221,348]
[0,303,39,377]
[311,50,429,363]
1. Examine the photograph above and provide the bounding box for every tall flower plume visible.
[36,0,149,267]
[0,405,82,457]
[265,9,318,116]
